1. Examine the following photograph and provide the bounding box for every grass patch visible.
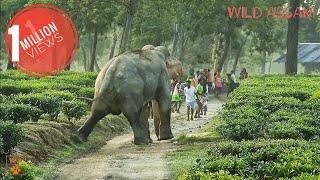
[168,116,223,179]
[176,132,219,143]
[16,115,130,179]
[168,144,208,180]
[176,116,223,144]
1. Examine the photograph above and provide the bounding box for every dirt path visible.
[56,97,224,180]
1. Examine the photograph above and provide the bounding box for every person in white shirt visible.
[184,80,196,121]
[231,70,237,83]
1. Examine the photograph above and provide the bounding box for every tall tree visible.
[232,32,249,72]
[286,0,301,75]
[109,30,118,60]
[171,23,179,56]
[130,0,175,49]
[119,0,140,53]
[89,28,98,71]
[58,0,118,71]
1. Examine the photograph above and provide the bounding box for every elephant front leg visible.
[158,91,174,140]
[152,100,160,140]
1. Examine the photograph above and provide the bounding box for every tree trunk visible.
[81,45,88,71]
[268,58,272,74]
[89,28,98,72]
[119,13,133,54]
[119,24,125,54]
[223,39,232,74]
[171,23,179,56]
[212,33,223,71]
[94,58,100,71]
[285,0,300,75]
[109,32,118,60]
[261,51,267,74]
[216,33,231,72]
[232,34,249,72]
[178,31,188,62]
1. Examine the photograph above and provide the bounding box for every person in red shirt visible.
[214,72,223,97]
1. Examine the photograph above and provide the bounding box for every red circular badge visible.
[4,4,78,77]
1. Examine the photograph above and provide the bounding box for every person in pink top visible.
[214,72,223,96]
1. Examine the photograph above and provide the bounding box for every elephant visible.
[78,47,174,145]
[141,45,184,139]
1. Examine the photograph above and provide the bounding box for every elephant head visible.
[155,46,170,60]
[166,57,184,80]
[141,45,183,80]
[142,44,155,50]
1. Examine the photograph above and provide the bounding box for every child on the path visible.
[194,79,204,118]
[201,94,208,115]
[184,80,196,121]
[171,79,182,113]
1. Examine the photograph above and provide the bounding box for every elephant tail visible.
[76,97,100,102]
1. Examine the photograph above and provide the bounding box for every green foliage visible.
[311,90,320,100]
[77,87,95,99]
[0,103,43,123]
[0,95,7,103]
[62,101,87,122]
[180,170,243,180]
[3,161,36,180]
[184,140,320,179]
[0,137,3,155]
[14,94,61,120]
[0,167,5,179]
[218,76,320,141]
[0,122,24,160]
[0,82,34,96]
[0,70,97,123]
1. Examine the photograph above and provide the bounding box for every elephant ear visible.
[165,60,170,68]
[155,46,170,59]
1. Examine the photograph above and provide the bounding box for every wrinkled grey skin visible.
[78,49,173,145]
[155,46,170,59]
[142,45,184,140]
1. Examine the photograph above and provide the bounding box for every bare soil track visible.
[56,98,224,180]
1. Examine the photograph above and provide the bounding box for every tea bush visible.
[311,90,320,100]
[0,122,24,160]
[14,93,62,120]
[0,103,43,123]
[185,140,320,179]
[0,70,98,123]
[62,100,87,122]
[181,76,320,180]
[0,70,98,170]
[0,95,7,103]
[218,76,320,141]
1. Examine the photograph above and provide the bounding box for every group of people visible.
[213,68,249,96]
[170,68,249,121]
[170,69,211,121]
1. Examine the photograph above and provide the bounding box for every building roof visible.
[275,43,320,64]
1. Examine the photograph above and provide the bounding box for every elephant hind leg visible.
[157,89,174,140]
[123,102,150,145]
[78,109,108,141]
[140,104,152,143]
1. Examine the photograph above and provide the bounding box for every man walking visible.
[184,80,196,121]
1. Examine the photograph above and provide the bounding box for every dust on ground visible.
[55,97,224,180]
